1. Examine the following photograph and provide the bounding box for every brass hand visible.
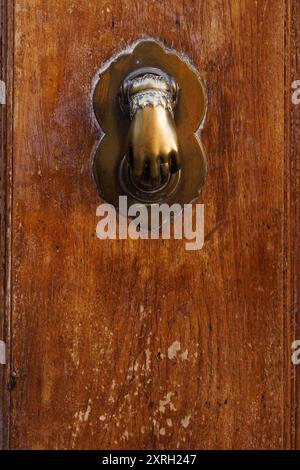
[120,71,181,189]
[127,105,181,188]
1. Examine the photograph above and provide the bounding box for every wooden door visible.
[1,0,299,450]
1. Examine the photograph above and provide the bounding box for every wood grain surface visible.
[0,0,299,450]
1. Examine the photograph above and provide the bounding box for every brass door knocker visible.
[93,39,207,211]
[120,69,180,191]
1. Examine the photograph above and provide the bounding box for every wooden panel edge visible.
[290,0,300,450]
[284,0,300,450]
[0,0,14,450]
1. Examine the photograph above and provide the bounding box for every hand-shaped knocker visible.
[120,69,181,189]
[92,40,207,211]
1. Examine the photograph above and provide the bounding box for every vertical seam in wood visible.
[284,0,298,450]
[283,0,291,450]
[290,0,300,450]
[8,0,14,450]
[0,0,8,450]
[0,0,14,450]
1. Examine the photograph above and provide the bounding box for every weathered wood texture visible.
[0,0,299,449]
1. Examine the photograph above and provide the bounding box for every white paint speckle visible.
[180,350,188,360]
[99,415,106,421]
[75,399,92,423]
[159,392,174,413]
[168,341,181,359]
[159,428,166,436]
[181,415,191,428]
[167,418,172,427]
[82,400,92,422]
[145,348,151,370]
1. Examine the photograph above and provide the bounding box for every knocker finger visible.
[160,160,170,179]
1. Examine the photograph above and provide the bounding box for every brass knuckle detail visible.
[119,69,180,190]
